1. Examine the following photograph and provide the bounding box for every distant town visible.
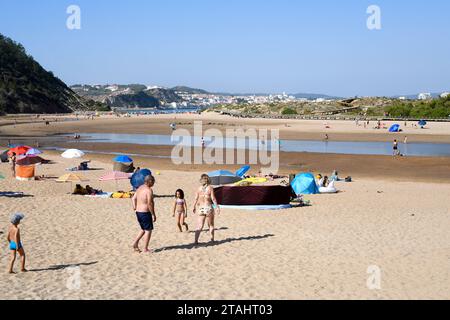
[71,84,450,111]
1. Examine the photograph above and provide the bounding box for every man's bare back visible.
[133,186,154,213]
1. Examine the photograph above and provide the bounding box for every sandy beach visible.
[1,114,450,300]
[0,153,449,299]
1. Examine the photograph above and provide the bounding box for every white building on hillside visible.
[418,93,432,100]
[440,92,449,98]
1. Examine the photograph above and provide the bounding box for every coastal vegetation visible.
[0,33,110,115]
[385,96,450,119]
[0,33,79,114]
[213,96,450,120]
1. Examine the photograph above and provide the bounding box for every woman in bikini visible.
[173,189,189,232]
[193,174,220,245]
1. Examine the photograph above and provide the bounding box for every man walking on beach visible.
[131,175,157,254]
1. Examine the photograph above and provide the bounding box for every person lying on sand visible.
[7,213,27,274]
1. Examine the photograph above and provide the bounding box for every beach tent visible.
[389,124,401,133]
[419,120,427,128]
[208,170,242,186]
[114,155,134,163]
[131,169,152,190]
[16,165,36,181]
[113,161,135,173]
[62,149,85,159]
[236,165,251,178]
[291,173,320,195]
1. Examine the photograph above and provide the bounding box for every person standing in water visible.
[131,175,157,254]
[393,139,399,156]
[193,174,220,245]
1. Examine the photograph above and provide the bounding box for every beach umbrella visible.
[131,169,152,190]
[100,171,133,191]
[25,148,43,156]
[61,149,85,159]
[56,173,89,192]
[236,165,251,178]
[8,145,31,156]
[419,120,427,128]
[114,155,133,163]
[389,124,401,133]
[16,156,43,166]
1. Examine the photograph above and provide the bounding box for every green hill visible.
[0,33,87,115]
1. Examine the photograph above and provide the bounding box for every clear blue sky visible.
[1,0,449,97]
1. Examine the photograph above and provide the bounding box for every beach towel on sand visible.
[85,192,113,199]
[111,192,135,199]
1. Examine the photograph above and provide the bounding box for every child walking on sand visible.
[7,213,27,274]
[173,189,189,232]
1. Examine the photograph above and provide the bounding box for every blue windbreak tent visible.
[291,173,319,195]
[114,155,134,163]
[236,165,251,178]
[208,170,242,185]
[389,124,401,133]
[131,169,152,190]
[419,120,427,128]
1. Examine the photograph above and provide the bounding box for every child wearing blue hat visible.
[7,213,27,274]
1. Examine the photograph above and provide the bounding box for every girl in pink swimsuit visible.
[173,189,189,232]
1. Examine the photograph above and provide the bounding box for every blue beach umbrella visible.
[418,120,427,128]
[114,155,134,163]
[236,165,251,178]
[131,169,152,190]
[389,124,401,133]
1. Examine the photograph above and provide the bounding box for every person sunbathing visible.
[73,184,88,195]
[86,185,102,195]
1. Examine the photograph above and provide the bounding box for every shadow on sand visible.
[154,234,275,253]
[0,192,34,198]
[29,261,98,273]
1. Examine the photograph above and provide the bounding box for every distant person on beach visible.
[131,175,156,253]
[173,189,189,233]
[324,134,329,141]
[193,174,220,245]
[7,213,27,274]
[201,137,205,148]
[10,153,16,178]
[393,139,399,156]
[404,136,408,144]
